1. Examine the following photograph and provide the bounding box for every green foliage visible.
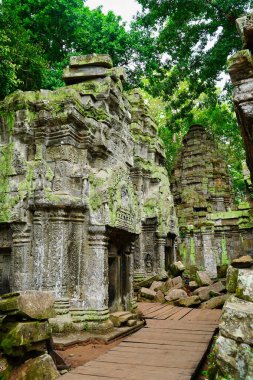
[0,0,134,97]
[134,0,253,99]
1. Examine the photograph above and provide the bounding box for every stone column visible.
[79,225,113,332]
[11,222,33,291]
[129,241,138,311]
[202,231,217,278]
[155,236,166,273]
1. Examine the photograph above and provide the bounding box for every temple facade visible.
[0,55,177,331]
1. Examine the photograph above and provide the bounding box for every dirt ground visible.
[56,339,123,369]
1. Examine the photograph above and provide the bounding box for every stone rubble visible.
[138,262,228,310]
[0,291,59,380]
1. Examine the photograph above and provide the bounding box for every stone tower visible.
[172,124,253,277]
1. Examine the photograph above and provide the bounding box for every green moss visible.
[221,234,229,265]
[0,143,13,222]
[190,236,196,265]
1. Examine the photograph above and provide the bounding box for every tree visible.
[0,0,134,97]
[134,0,253,99]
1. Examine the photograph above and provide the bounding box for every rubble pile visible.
[137,261,229,309]
[0,291,59,380]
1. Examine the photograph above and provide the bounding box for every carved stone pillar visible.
[78,225,113,332]
[11,222,33,291]
[155,236,166,273]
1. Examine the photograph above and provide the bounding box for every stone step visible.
[110,312,135,327]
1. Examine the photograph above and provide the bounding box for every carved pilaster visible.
[10,222,32,291]
[155,236,166,273]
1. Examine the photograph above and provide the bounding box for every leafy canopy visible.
[134,0,253,99]
[0,0,134,98]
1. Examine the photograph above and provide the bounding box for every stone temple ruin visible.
[171,124,253,278]
[0,54,177,332]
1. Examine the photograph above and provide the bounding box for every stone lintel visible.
[69,54,113,69]
[63,66,110,85]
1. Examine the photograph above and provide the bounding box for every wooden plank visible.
[127,330,213,343]
[145,319,217,332]
[61,303,220,380]
[146,304,175,318]
[153,306,184,320]
[142,304,168,316]
[119,341,207,352]
[72,362,191,380]
[167,307,193,320]
[145,319,217,331]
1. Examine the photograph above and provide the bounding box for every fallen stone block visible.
[176,295,201,307]
[0,291,55,320]
[0,321,51,355]
[219,295,253,344]
[196,271,213,286]
[169,261,185,276]
[165,289,187,302]
[155,290,166,304]
[199,294,229,309]
[140,287,156,300]
[150,281,164,291]
[10,354,59,380]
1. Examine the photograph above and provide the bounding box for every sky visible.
[85,0,141,23]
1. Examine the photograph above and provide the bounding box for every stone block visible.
[193,281,226,301]
[232,255,253,268]
[196,271,213,286]
[0,321,51,355]
[11,354,59,380]
[189,281,198,291]
[199,294,229,309]
[171,276,183,288]
[140,287,156,300]
[155,290,166,304]
[63,66,110,85]
[165,289,187,301]
[226,265,239,293]
[214,335,253,380]
[169,261,185,276]
[110,311,133,327]
[219,295,253,345]
[236,269,253,302]
[69,54,113,68]
[0,291,55,320]
[176,295,201,307]
[150,281,164,291]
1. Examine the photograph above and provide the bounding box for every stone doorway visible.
[0,248,11,295]
[107,229,134,312]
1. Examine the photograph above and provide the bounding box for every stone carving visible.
[0,54,177,332]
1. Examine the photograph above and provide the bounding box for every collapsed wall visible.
[0,54,177,332]
[171,124,253,278]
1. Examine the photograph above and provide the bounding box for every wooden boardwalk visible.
[60,303,222,380]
